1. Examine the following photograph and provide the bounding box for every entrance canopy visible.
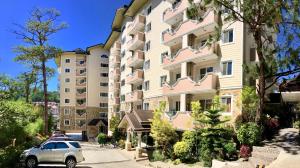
[118,110,153,132]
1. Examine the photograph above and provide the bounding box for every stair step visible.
[252,146,280,154]
[251,152,279,162]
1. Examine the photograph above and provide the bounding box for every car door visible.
[52,142,70,162]
[39,142,56,162]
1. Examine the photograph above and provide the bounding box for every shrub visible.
[118,139,125,149]
[293,120,300,129]
[173,141,190,161]
[152,149,165,161]
[173,158,181,165]
[237,122,261,146]
[97,133,107,145]
[239,145,251,159]
[224,141,237,160]
[0,146,23,168]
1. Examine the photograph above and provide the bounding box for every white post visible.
[181,62,187,78]
[126,131,130,143]
[137,132,142,148]
[182,35,189,48]
[180,94,186,112]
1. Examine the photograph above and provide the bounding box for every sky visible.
[0,0,131,91]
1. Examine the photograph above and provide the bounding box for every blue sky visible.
[0,0,131,91]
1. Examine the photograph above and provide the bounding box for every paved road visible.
[38,143,147,168]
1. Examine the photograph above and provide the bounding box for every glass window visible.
[175,101,180,111]
[100,73,108,77]
[199,99,212,110]
[65,99,70,103]
[101,63,109,67]
[222,61,232,76]
[121,65,125,72]
[144,60,150,70]
[160,76,167,87]
[101,55,108,58]
[121,95,125,102]
[144,81,150,91]
[100,83,108,87]
[145,41,151,51]
[79,60,85,65]
[200,67,213,79]
[43,142,56,149]
[65,78,70,82]
[65,69,70,73]
[221,97,232,112]
[250,48,256,62]
[100,103,108,108]
[176,73,181,81]
[147,6,152,15]
[65,59,70,63]
[64,109,70,115]
[121,80,125,86]
[146,22,151,32]
[144,103,149,110]
[65,88,70,93]
[69,142,81,148]
[56,142,69,149]
[100,93,108,97]
[222,29,234,43]
[64,119,70,126]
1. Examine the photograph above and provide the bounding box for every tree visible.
[241,86,258,122]
[187,0,300,124]
[150,101,178,156]
[13,8,67,134]
[17,71,38,103]
[0,74,22,101]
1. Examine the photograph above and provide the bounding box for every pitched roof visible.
[118,110,153,132]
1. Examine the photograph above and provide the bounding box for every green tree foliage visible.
[0,74,23,101]
[150,101,178,156]
[173,141,190,161]
[241,86,258,122]
[31,89,59,103]
[187,0,300,124]
[237,122,261,146]
[13,8,67,134]
[97,133,107,146]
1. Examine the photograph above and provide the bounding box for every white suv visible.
[20,141,85,168]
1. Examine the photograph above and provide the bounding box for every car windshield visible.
[69,142,81,148]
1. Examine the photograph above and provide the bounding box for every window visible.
[121,37,126,44]
[250,48,256,62]
[222,29,234,43]
[100,83,108,87]
[64,119,70,126]
[69,142,81,148]
[137,105,142,110]
[101,73,108,77]
[121,65,125,72]
[144,81,150,91]
[175,101,180,111]
[161,52,168,64]
[121,51,125,58]
[64,109,70,115]
[65,78,70,82]
[176,73,181,81]
[100,93,108,97]
[79,69,86,74]
[76,109,86,116]
[121,95,125,102]
[43,142,56,149]
[121,80,125,86]
[65,59,70,63]
[56,142,69,149]
[221,97,232,113]
[144,60,150,70]
[145,41,151,51]
[65,88,70,93]
[222,61,232,76]
[200,67,213,79]
[65,99,70,104]
[146,5,152,15]
[199,99,212,111]
[121,25,126,33]
[65,69,70,73]
[101,63,109,67]
[100,103,108,108]
[144,103,149,110]
[99,112,108,118]
[79,60,85,65]
[101,54,108,58]
[160,76,167,87]
[145,22,151,32]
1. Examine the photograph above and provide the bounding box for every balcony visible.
[76,69,86,76]
[127,32,145,50]
[76,92,86,98]
[162,10,218,46]
[76,103,86,108]
[163,73,218,96]
[163,43,219,70]
[126,69,144,84]
[163,0,189,25]
[127,14,146,35]
[75,110,86,118]
[114,97,120,105]
[127,50,144,67]
[76,79,86,86]
[126,90,143,102]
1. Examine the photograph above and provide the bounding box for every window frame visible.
[64,119,70,126]
[221,60,233,77]
[221,96,233,114]
[160,75,167,87]
[144,81,150,91]
[65,68,70,73]
[64,108,70,115]
[65,59,70,63]
[221,29,234,44]
[65,99,70,104]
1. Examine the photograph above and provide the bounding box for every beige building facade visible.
[56,45,109,139]
[106,0,258,132]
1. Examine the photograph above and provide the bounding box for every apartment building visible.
[106,0,258,133]
[56,45,109,139]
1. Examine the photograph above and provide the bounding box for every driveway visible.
[38,142,147,168]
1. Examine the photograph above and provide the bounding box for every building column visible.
[181,62,187,78]
[182,35,189,48]
[125,130,132,151]
[180,93,186,112]
[135,132,143,159]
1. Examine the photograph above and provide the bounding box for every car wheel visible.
[26,156,37,168]
[65,157,76,168]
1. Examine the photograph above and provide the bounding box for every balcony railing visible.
[76,103,86,108]
[76,69,86,76]
[163,0,189,25]
[163,73,218,96]
[127,50,144,67]
[126,69,144,84]
[127,32,145,50]
[126,90,143,102]
[127,14,146,35]
[76,79,86,86]
[163,43,219,70]
[162,10,218,46]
